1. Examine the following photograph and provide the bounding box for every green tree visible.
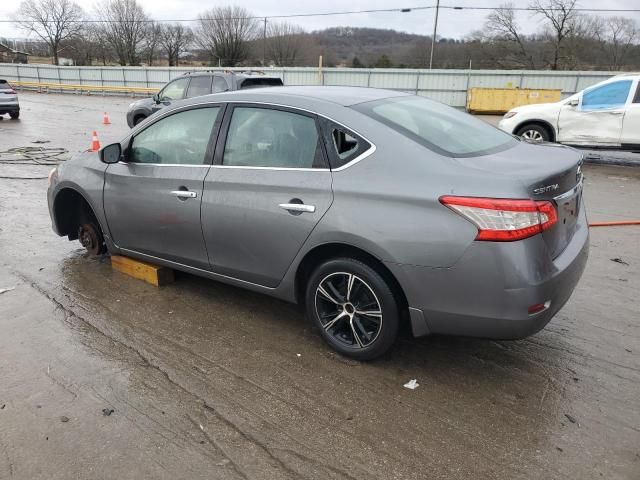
[374,54,393,68]
[351,56,364,68]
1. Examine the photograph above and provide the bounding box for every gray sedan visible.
[47,86,589,360]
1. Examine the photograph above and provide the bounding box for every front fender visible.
[48,151,111,245]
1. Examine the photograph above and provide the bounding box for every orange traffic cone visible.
[89,131,101,152]
[103,112,111,125]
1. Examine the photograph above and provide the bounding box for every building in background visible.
[0,43,29,64]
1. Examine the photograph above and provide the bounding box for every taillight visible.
[439,196,558,242]
[8,89,16,94]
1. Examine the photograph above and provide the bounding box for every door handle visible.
[171,190,197,199]
[279,203,316,213]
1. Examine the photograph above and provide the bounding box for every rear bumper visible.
[388,202,589,339]
[0,104,19,113]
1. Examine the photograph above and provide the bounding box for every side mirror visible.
[152,92,160,103]
[100,143,122,164]
[568,98,579,107]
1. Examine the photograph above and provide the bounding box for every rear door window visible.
[222,106,325,169]
[186,76,212,98]
[581,80,632,110]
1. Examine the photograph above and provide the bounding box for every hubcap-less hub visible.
[315,272,383,349]
[78,223,102,255]
[80,230,94,249]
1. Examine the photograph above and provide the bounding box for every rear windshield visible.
[0,80,12,90]
[353,96,516,157]
[239,78,283,89]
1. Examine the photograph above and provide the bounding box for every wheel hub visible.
[80,230,94,249]
[522,129,544,142]
[78,223,103,255]
[315,272,383,349]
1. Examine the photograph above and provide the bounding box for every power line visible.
[1,4,640,24]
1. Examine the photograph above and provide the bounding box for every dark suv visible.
[126,71,283,128]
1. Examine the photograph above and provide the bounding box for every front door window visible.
[160,78,190,101]
[581,80,632,111]
[130,107,220,165]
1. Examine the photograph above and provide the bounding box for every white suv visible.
[0,79,19,119]
[499,74,640,148]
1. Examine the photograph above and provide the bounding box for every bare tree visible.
[196,6,257,67]
[593,17,638,70]
[14,0,84,65]
[160,23,193,66]
[95,0,150,65]
[266,21,304,66]
[142,21,162,65]
[483,3,535,68]
[531,0,579,70]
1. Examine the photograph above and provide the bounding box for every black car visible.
[126,70,283,128]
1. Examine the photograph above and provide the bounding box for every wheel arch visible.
[513,119,557,142]
[52,187,100,240]
[294,242,409,313]
[133,111,148,125]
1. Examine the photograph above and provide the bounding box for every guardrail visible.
[12,80,158,96]
[0,63,620,107]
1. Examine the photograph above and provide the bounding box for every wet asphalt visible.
[0,92,639,479]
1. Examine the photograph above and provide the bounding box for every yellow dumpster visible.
[466,88,562,114]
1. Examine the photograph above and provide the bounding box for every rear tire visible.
[305,258,400,360]
[9,111,19,119]
[515,124,550,143]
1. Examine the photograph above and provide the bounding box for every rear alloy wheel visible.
[78,222,106,256]
[516,124,550,143]
[306,258,400,360]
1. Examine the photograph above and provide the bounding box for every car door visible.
[104,105,223,270]
[201,104,333,287]
[620,80,640,146]
[152,77,190,114]
[558,79,633,146]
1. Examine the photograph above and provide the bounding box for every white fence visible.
[0,63,619,108]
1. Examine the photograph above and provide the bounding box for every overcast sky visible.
[2,0,640,40]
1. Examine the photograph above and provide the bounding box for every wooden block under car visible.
[110,255,174,287]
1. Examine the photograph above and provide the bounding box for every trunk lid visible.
[456,140,584,258]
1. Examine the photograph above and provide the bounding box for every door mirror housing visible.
[152,92,160,103]
[568,98,579,107]
[100,143,122,164]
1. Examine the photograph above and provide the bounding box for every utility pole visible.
[429,0,440,69]
[262,17,267,66]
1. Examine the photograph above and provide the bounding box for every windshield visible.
[353,96,516,157]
